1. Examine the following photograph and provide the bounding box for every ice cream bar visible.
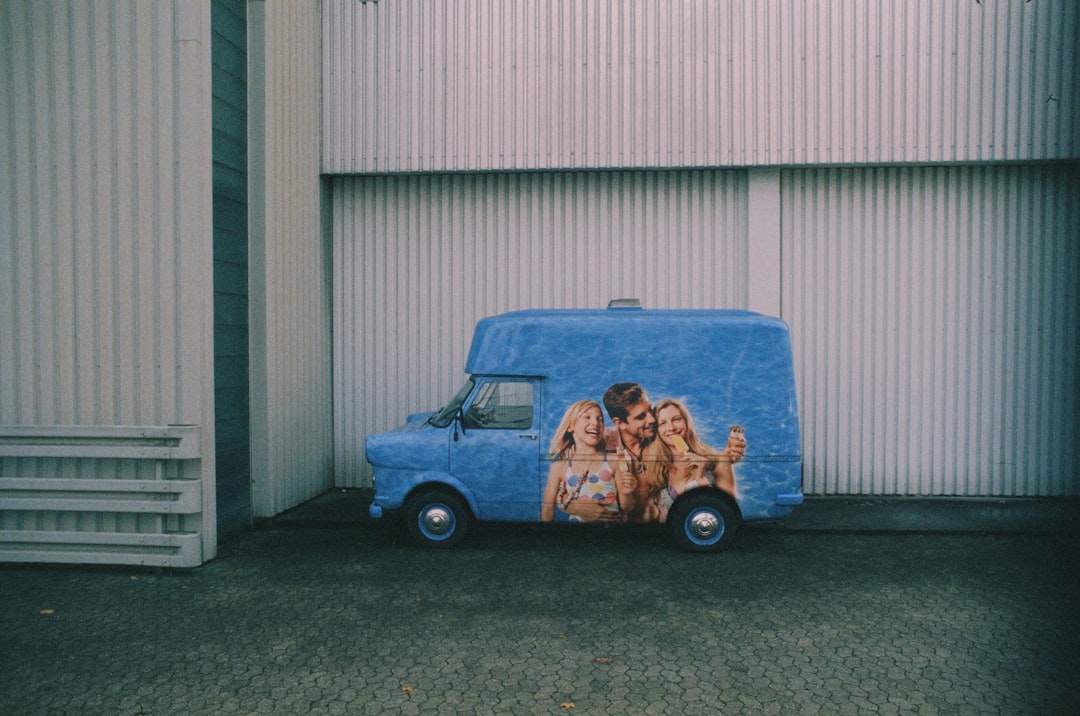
[604,426,622,452]
[671,435,689,453]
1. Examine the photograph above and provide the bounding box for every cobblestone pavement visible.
[2,522,1078,715]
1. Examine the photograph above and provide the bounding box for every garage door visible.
[333,165,1079,497]
[332,169,749,487]
[783,165,1080,496]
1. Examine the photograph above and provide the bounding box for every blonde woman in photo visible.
[542,400,636,522]
[643,398,746,522]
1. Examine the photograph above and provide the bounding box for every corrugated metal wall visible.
[0,1,216,565]
[333,170,748,487]
[784,165,1080,496]
[323,0,1079,172]
[247,0,334,516]
[325,0,1079,499]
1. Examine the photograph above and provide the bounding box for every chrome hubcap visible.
[422,506,453,535]
[689,511,721,541]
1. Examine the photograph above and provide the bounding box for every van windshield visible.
[428,378,476,428]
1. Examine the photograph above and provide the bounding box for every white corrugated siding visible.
[783,165,1080,496]
[247,0,334,517]
[333,170,749,487]
[0,1,216,565]
[323,0,1079,172]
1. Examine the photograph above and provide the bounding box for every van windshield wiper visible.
[428,378,475,428]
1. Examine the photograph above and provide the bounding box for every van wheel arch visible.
[668,489,741,553]
[404,486,474,548]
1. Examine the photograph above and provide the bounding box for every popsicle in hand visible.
[604,426,622,452]
[671,435,689,453]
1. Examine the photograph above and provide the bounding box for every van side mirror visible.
[453,407,466,441]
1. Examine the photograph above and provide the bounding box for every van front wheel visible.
[669,492,739,553]
[405,489,471,548]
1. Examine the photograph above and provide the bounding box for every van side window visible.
[463,381,534,429]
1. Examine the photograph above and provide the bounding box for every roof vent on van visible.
[607,298,643,310]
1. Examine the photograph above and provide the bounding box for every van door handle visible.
[518,434,538,440]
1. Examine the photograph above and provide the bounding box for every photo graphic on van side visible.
[365,303,803,552]
[542,388,746,527]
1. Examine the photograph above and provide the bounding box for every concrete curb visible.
[783,495,1080,534]
[272,489,1080,534]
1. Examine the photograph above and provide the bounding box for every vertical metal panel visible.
[0,1,216,565]
[333,170,748,487]
[323,0,1079,173]
[212,0,252,535]
[782,166,1080,497]
[248,0,333,516]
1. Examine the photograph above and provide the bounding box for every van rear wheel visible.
[669,492,738,553]
[405,489,471,548]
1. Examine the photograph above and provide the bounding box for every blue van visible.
[365,302,803,551]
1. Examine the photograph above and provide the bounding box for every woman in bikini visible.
[542,400,631,522]
[641,398,746,523]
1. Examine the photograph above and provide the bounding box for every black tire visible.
[668,491,739,553]
[405,489,471,548]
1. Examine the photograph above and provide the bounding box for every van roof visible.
[465,305,800,461]
[465,306,784,378]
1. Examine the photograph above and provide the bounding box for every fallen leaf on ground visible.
[560,703,575,709]
[39,609,55,616]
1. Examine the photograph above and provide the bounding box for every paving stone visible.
[2,525,1078,715]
